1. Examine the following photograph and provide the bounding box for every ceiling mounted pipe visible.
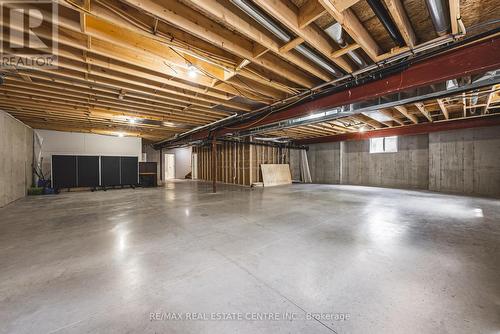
[366,0,406,47]
[230,0,290,42]
[425,0,450,36]
[324,23,368,68]
[294,45,343,77]
[325,23,347,48]
[230,0,343,77]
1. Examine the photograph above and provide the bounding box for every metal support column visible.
[211,136,217,193]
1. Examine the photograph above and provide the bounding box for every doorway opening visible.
[165,153,175,180]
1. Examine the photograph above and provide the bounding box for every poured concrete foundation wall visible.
[0,111,33,207]
[308,142,341,184]
[303,126,500,197]
[342,134,429,189]
[429,126,500,197]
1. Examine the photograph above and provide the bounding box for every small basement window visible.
[370,136,398,153]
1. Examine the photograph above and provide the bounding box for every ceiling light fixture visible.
[162,121,176,127]
[188,65,198,78]
[117,132,125,137]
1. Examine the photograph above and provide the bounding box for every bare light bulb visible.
[188,65,197,78]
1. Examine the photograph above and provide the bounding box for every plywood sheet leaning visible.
[260,164,292,187]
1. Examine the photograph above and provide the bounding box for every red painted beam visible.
[185,36,500,141]
[295,114,500,145]
[181,37,500,143]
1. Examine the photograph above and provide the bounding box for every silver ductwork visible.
[230,0,342,77]
[230,0,290,41]
[295,45,342,77]
[425,0,450,36]
[324,23,367,68]
[326,23,347,48]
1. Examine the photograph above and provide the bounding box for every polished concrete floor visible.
[0,181,499,333]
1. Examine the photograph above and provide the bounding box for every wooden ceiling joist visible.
[331,43,360,58]
[0,94,218,126]
[251,0,355,73]
[449,0,460,35]
[378,109,405,125]
[298,0,326,29]
[1,76,226,118]
[279,37,305,53]
[414,103,433,122]
[0,0,495,142]
[5,72,227,117]
[394,105,418,124]
[437,99,450,119]
[60,0,307,96]
[383,0,417,47]
[351,114,386,129]
[0,83,224,122]
[119,0,327,85]
[317,0,383,61]
[2,18,272,108]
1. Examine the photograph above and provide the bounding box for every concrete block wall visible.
[302,126,500,197]
[0,111,34,207]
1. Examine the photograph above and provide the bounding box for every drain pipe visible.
[366,0,406,47]
[425,0,450,36]
[212,136,217,193]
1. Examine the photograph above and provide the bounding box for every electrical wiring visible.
[168,47,279,103]
[465,19,500,32]
[223,93,313,131]
[85,0,301,101]
[66,0,282,105]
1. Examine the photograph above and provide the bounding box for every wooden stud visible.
[383,0,416,47]
[449,0,460,35]
[279,37,305,53]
